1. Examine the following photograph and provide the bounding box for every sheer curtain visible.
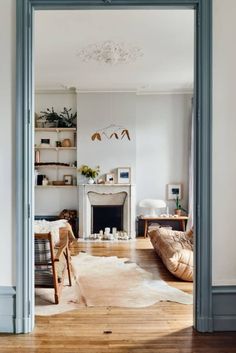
[187,98,194,231]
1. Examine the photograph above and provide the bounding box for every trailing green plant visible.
[78,165,100,179]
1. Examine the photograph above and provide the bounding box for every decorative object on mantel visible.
[117,167,131,184]
[78,165,100,184]
[38,107,77,128]
[78,40,143,65]
[91,124,131,141]
[105,173,115,184]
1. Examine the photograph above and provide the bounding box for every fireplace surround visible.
[78,184,135,239]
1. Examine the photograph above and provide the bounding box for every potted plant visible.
[59,107,77,128]
[39,107,61,127]
[175,196,182,216]
[175,196,188,216]
[39,107,77,128]
[78,165,100,184]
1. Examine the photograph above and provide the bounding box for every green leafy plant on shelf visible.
[40,107,77,128]
[39,107,60,127]
[78,165,100,179]
[59,107,77,127]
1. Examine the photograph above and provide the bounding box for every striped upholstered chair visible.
[35,230,72,304]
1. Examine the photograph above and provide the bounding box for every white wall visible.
[136,94,191,213]
[35,188,78,215]
[78,92,191,214]
[212,0,236,285]
[0,0,15,286]
[77,93,137,183]
[35,90,77,114]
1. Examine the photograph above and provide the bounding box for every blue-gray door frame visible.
[16,0,212,333]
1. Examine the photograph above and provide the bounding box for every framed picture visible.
[167,183,182,200]
[40,138,50,147]
[105,173,115,184]
[64,174,73,185]
[117,167,131,184]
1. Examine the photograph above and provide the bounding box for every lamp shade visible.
[139,199,166,209]
[139,199,167,217]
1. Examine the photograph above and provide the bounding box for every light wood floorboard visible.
[1,238,236,352]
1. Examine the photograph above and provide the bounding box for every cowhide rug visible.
[35,253,192,316]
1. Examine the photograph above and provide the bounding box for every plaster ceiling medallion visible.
[78,40,143,65]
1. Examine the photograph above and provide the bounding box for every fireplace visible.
[78,184,136,239]
[92,205,123,234]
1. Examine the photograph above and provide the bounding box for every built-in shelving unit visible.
[35,185,77,189]
[35,127,76,132]
[36,165,76,169]
[35,127,77,186]
[35,147,76,150]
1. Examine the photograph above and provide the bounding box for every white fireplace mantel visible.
[78,184,136,239]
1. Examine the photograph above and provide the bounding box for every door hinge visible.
[28,204,31,219]
[28,109,31,125]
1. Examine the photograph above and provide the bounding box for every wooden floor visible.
[1,238,236,352]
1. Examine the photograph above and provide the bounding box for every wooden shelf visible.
[35,147,76,150]
[35,127,76,132]
[35,185,77,189]
[35,165,77,170]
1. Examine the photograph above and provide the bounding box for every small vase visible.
[61,138,71,147]
[87,177,95,184]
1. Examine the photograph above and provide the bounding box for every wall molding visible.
[76,89,193,95]
[212,286,236,331]
[0,286,16,333]
[35,88,76,94]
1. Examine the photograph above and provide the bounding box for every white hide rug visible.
[35,253,192,316]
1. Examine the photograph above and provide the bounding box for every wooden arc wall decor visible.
[91,124,131,141]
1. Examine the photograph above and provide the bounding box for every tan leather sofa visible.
[149,227,193,281]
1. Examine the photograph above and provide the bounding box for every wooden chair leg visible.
[54,293,59,304]
[65,247,72,286]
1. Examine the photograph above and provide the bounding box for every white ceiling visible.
[35,9,194,93]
